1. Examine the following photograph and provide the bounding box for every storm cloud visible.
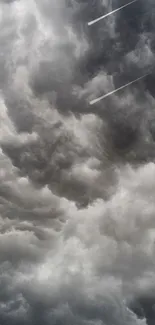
[0,0,155,324]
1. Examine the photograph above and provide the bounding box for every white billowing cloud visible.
[124,33,155,71]
[15,162,154,324]
[1,149,155,324]
[77,72,114,104]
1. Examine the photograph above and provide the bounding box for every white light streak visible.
[88,0,139,26]
[89,72,150,105]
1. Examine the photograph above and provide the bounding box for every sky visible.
[0,0,155,324]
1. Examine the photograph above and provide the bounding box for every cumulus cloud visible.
[0,0,155,324]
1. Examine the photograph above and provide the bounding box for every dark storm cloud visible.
[0,0,155,324]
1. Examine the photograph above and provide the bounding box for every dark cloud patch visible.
[0,0,16,3]
[130,295,155,325]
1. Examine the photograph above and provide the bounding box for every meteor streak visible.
[89,72,150,105]
[88,0,139,26]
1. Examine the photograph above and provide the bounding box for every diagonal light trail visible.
[89,72,151,105]
[88,0,139,26]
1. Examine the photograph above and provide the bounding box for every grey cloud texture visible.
[0,0,155,324]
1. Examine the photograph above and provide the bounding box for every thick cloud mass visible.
[1,0,155,324]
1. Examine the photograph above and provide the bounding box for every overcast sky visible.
[0,0,155,324]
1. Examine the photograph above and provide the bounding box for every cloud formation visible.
[0,0,155,324]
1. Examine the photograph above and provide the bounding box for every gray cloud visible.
[0,0,155,324]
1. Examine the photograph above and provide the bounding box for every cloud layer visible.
[0,0,155,324]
